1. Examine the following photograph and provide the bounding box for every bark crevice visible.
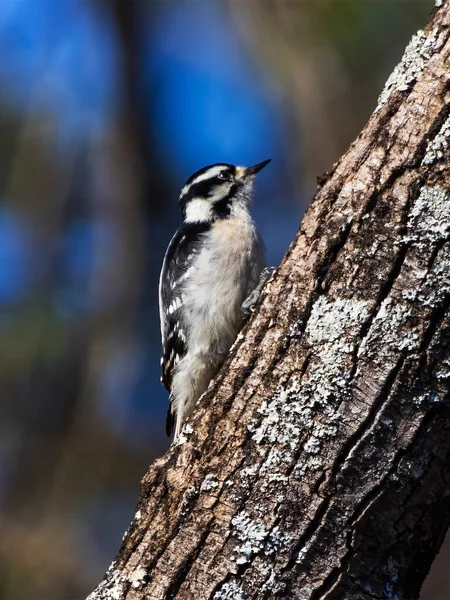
[88,5,450,600]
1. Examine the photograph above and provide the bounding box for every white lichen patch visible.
[436,356,450,381]
[240,464,260,488]
[231,511,290,567]
[231,511,269,564]
[268,472,288,483]
[200,473,219,492]
[249,381,306,458]
[396,188,450,309]
[294,455,323,477]
[405,186,450,243]
[107,561,116,572]
[240,464,259,479]
[303,298,370,402]
[128,566,147,589]
[287,320,304,339]
[410,246,450,309]
[176,423,194,445]
[422,114,450,165]
[266,525,292,556]
[306,298,369,345]
[304,436,322,455]
[248,298,367,476]
[135,509,142,521]
[376,27,441,110]
[296,545,309,564]
[358,299,419,363]
[87,569,125,600]
[213,581,248,600]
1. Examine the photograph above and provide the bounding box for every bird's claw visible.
[241,267,276,319]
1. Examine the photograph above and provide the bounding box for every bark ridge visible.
[89,5,450,599]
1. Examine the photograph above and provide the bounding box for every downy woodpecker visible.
[159,160,271,441]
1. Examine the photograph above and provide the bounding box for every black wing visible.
[159,222,210,434]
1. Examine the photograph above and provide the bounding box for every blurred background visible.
[0,1,446,599]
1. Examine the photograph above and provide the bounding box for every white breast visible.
[183,208,265,356]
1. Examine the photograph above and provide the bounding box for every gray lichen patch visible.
[87,569,125,600]
[306,298,370,345]
[200,473,220,492]
[304,298,370,400]
[227,510,293,597]
[359,299,420,364]
[436,355,450,381]
[230,511,290,566]
[405,245,450,308]
[231,511,270,565]
[86,11,450,592]
[248,298,369,477]
[213,581,248,600]
[376,27,440,111]
[358,233,450,368]
[239,464,260,490]
[405,186,450,243]
[422,114,450,165]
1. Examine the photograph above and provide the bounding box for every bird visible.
[158,159,272,441]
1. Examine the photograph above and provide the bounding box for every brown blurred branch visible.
[228,0,432,198]
[89,4,450,599]
[228,0,350,190]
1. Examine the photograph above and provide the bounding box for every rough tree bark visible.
[89,4,450,599]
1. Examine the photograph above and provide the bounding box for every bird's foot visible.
[241,267,276,319]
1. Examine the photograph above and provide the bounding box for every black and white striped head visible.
[179,160,271,223]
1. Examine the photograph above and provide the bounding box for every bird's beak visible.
[236,159,271,179]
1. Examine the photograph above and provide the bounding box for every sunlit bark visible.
[89,4,450,599]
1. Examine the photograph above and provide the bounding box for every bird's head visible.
[179,159,271,223]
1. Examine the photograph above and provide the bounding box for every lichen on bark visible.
[88,3,450,599]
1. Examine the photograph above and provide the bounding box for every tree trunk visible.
[88,4,450,599]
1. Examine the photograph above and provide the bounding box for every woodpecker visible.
[159,160,272,441]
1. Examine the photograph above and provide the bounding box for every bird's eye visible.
[218,172,230,180]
